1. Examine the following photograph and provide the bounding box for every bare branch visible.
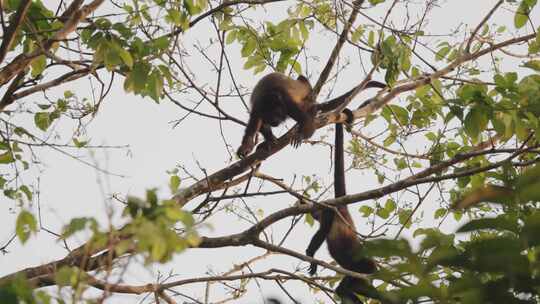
[312,0,365,97]
[465,0,504,53]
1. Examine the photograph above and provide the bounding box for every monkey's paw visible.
[308,263,318,276]
[291,133,304,148]
[255,140,274,154]
[236,143,254,158]
[300,121,316,139]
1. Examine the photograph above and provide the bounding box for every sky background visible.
[1,0,539,303]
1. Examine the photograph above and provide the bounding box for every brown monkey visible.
[237,72,316,158]
[306,108,379,304]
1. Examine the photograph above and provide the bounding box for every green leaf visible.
[299,21,309,40]
[454,184,514,209]
[54,266,84,287]
[291,61,302,75]
[166,9,182,25]
[169,175,181,194]
[522,212,540,246]
[376,207,390,219]
[61,217,96,238]
[457,217,519,233]
[0,151,15,164]
[72,138,88,148]
[147,71,164,101]
[435,46,450,61]
[184,0,203,15]
[118,48,134,68]
[19,185,32,201]
[387,105,409,125]
[146,189,158,205]
[129,63,149,93]
[225,30,237,44]
[394,158,407,170]
[305,213,314,226]
[151,236,167,261]
[363,239,412,258]
[383,134,396,146]
[35,290,52,304]
[398,209,413,227]
[515,165,540,202]
[434,208,446,219]
[30,55,46,77]
[16,210,37,244]
[241,38,256,57]
[351,27,364,43]
[153,36,170,51]
[359,205,374,217]
[34,112,51,131]
[522,60,540,72]
[384,199,396,213]
[464,107,488,140]
[464,236,527,274]
[368,30,375,46]
[164,205,185,221]
[514,1,532,29]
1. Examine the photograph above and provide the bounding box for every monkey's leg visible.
[260,124,276,142]
[306,209,334,275]
[352,256,377,274]
[338,276,388,304]
[254,124,277,154]
[336,276,364,304]
[237,115,263,158]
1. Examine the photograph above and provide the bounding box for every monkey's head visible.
[297,75,312,88]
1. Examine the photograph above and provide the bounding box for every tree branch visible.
[312,0,365,97]
[0,0,104,91]
[0,0,32,64]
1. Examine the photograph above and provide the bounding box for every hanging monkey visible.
[305,108,378,304]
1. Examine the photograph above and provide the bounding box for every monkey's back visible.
[250,72,312,108]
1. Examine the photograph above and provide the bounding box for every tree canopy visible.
[1,0,540,303]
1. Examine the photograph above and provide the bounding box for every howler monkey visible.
[307,78,389,302]
[305,108,377,304]
[236,72,317,158]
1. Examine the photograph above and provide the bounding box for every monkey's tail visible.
[317,80,386,113]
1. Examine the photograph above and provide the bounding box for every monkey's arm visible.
[253,124,278,154]
[306,210,334,275]
[285,97,316,148]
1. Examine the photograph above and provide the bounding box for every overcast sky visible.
[1,1,539,303]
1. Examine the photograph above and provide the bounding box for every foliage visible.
[1,0,540,303]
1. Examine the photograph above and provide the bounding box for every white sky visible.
[1,1,538,303]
